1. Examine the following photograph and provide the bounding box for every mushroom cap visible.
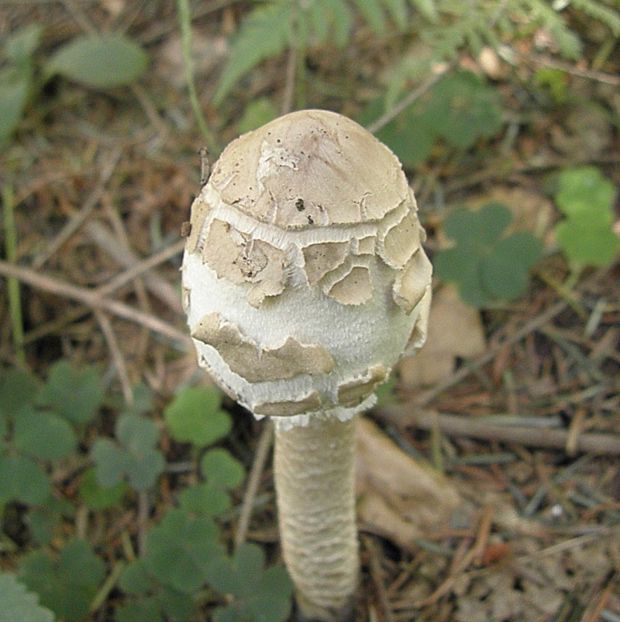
[208,109,410,229]
[182,110,432,427]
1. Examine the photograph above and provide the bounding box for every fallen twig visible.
[0,260,190,349]
[234,422,274,550]
[379,408,620,456]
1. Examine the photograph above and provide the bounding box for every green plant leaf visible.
[179,483,231,518]
[143,509,224,594]
[91,413,164,492]
[0,455,51,505]
[116,599,162,622]
[237,98,278,134]
[91,438,130,486]
[555,166,616,218]
[118,561,195,622]
[0,368,39,419]
[206,543,293,622]
[435,203,542,308]
[214,1,292,105]
[428,71,503,149]
[0,69,30,145]
[164,387,231,448]
[201,448,245,490]
[6,24,43,64]
[0,573,54,622]
[79,467,127,510]
[555,215,619,267]
[119,560,153,595]
[13,405,77,460]
[37,361,104,424]
[367,71,503,167]
[19,540,105,622]
[46,33,149,89]
[553,167,619,267]
[354,0,388,34]
[26,497,75,546]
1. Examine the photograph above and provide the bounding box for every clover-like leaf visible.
[143,509,224,594]
[179,483,231,518]
[37,361,104,424]
[205,543,293,622]
[26,497,75,545]
[0,368,39,419]
[164,387,231,448]
[13,405,77,461]
[118,560,195,622]
[555,166,615,218]
[0,454,51,505]
[0,573,54,622]
[435,203,542,308]
[116,559,196,622]
[200,448,245,490]
[46,34,148,89]
[91,413,164,492]
[19,540,105,622]
[79,467,127,510]
[428,71,503,150]
[554,167,619,267]
[371,71,503,167]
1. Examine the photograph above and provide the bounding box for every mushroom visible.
[181,109,432,621]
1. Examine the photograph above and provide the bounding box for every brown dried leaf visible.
[356,417,462,550]
[400,285,485,388]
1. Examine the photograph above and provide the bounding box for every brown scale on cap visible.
[191,312,335,383]
[208,110,409,229]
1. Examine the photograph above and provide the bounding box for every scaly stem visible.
[274,416,358,622]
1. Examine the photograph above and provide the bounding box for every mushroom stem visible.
[274,415,359,622]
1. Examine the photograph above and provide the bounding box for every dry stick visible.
[0,261,191,348]
[97,238,185,299]
[95,310,133,405]
[413,299,569,407]
[85,221,183,314]
[363,535,396,622]
[522,51,620,86]
[234,421,274,550]
[380,408,620,456]
[32,150,121,270]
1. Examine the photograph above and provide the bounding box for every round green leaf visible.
[164,387,231,447]
[144,509,223,594]
[556,167,615,217]
[0,573,54,622]
[19,540,105,622]
[0,455,51,505]
[47,33,149,89]
[37,361,104,424]
[119,560,153,596]
[13,406,77,460]
[0,368,39,418]
[179,483,231,518]
[200,448,245,490]
[556,217,620,267]
[116,599,162,622]
[79,467,127,510]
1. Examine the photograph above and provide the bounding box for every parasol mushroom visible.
[181,109,432,621]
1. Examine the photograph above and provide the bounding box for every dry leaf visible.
[356,417,463,549]
[399,285,485,389]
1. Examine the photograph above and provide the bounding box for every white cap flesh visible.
[182,109,432,428]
